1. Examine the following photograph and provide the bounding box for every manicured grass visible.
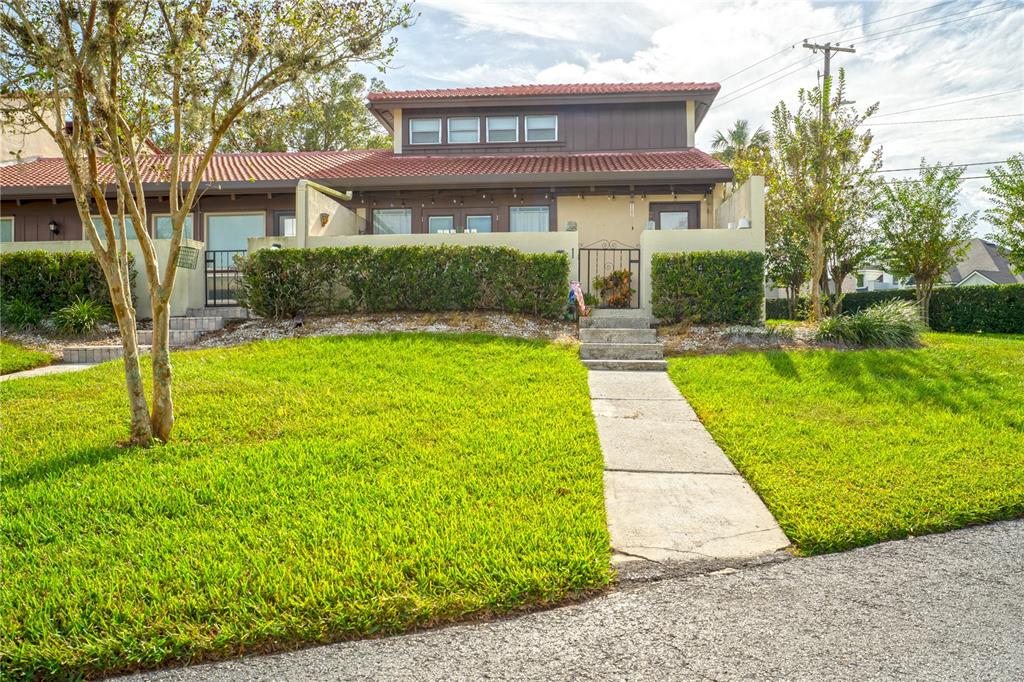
[0,334,610,679]
[668,333,1024,555]
[0,339,52,375]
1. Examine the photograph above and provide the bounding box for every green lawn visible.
[0,339,52,375]
[668,333,1024,555]
[0,334,610,679]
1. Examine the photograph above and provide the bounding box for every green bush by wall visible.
[651,251,765,325]
[0,250,135,317]
[238,245,570,320]
[766,284,1024,333]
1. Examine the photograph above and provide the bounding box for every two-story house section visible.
[1,81,765,313]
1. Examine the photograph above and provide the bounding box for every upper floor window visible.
[409,118,441,145]
[525,115,557,142]
[486,116,518,143]
[447,117,480,144]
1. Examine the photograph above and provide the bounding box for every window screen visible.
[525,115,557,142]
[447,118,480,143]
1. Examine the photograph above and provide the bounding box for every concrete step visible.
[579,327,657,344]
[63,345,150,364]
[169,316,225,331]
[136,329,204,346]
[186,306,249,319]
[580,342,664,361]
[580,314,651,329]
[582,359,668,371]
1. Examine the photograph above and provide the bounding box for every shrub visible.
[816,300,925,347]
[651,251,765,325]
[53,297,110,334]
[0,250,135,315]
[0,298,45,330]
[770,284,1024,333]
[592,269,633,308]
[238,245,570,319]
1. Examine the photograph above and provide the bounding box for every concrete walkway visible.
[0,363,92,382]
[589,370,789,566]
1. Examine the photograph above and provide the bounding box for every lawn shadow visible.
[765,351,800,380]
[5,444,128,490]
[823,346,1003,414]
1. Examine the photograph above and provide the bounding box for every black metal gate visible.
[205,249,246,307]
[577,240,641,309]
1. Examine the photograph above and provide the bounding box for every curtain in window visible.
[509,206,549,233]
[373,209,412,235]
[154,215,194,240]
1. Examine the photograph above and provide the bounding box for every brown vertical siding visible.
[355,189,558,234]
[1,193,294,244]
[399,101,689,155]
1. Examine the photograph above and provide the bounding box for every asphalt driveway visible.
[123,519,1024,681]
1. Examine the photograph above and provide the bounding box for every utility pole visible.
[800,40,856,320]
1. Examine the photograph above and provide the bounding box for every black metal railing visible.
[578,240,641,309]
[205,249,246,307]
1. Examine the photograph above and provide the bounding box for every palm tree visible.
[711,119,770,164]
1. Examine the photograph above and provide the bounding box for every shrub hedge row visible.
[238,245,570,319]
[766,284,1024,333]
[0,250,133,315]
[651,251,765,325]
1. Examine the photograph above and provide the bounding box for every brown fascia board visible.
[368,103,394,134]
[320,167,734,192]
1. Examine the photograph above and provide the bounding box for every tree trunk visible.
[916,281,932,328]
[149,296,175,442]
[104,263,153,446]
[807,227,825,321]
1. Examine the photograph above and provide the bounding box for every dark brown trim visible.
[649,201,701,230]
[363,190,556,235]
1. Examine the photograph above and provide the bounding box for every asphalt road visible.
[125,520,1024,682]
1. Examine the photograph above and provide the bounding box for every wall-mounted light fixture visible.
[48,220,60,235]
[319,212,330,227]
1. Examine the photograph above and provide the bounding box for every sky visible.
[359,0,1024,231]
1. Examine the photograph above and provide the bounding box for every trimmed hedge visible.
[651,251,765,325]
[0,250,135,315]
[767,284,1024,333]
[238,245,570,319]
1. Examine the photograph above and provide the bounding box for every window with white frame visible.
[509,206,549,232]
[372,208,412,234]
[153,213,194,240]
[91,215,138,240]
[0,217,13,242]
[525,115,557,142]
[409,118,441,145]
[274,212,296,237]
[465,214,493,233]
[447,117,480,144]
[427,215,455,233]
[486,116,518,143]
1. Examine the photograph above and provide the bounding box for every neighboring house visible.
[0,81,764,315]
[946,238,1024,287]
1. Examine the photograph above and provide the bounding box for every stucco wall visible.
[557,193,712,248]
[0,238,206,317]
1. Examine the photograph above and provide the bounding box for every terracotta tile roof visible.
[0,151,368,189]
[367,82,721,102]
[0,149,729,193]
[310,149,729,179]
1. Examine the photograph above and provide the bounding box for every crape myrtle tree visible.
[822,165,882,315]
[981,152,1024,272]
[0,0,411,445]
[770,70,880,321]
[876,160,977,325]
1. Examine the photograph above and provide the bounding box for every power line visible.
[870,160,1008,173]
[847,1,1014,46]
[720,46,796,83]
[716,58,817,107]
[872,87,1024,117]
[865,113,1024,126]
[718,54,816,102]
[876,175,990,183]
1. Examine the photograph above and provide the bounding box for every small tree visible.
[981,152,1024,272]
[876,160,977,325]
[0,0,410,445]
[766,213,810,318]
[771,70,879,321]
[823,169,882,315]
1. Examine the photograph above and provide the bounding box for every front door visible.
[649,202,701,230]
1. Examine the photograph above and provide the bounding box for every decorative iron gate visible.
[205,249,246,307]
[577,240,641,309]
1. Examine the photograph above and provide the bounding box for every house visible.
[1,81,764,315]
[946,238,1024,287]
